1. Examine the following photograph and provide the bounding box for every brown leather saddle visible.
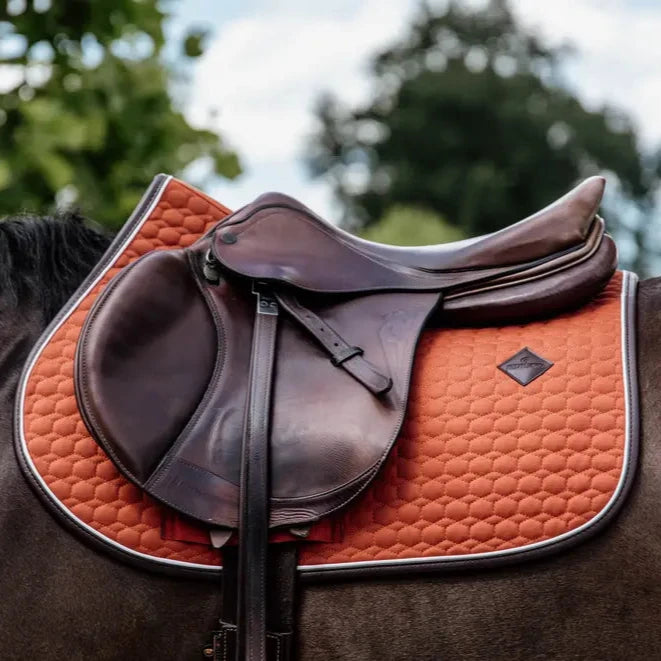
[74,176,616,660]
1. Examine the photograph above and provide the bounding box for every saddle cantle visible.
[72,176,617,660]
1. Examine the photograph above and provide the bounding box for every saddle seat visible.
[74,175,617,660]
[211,176,614,324]
[339,177,605,271]
[219,176,603,273]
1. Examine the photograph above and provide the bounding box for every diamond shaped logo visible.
[498,347,553,386]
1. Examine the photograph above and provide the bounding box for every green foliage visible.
[360,205,464,246]
[0,0,240,228]
[307,0,658,247]
[183,28,208,58]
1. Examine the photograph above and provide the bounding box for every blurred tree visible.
[0,0,239,228]
[360,205,464,245]
[307,0,658,255]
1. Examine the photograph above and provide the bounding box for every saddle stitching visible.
[217,628,283,661]
[145,249,229,495]
[75,250,160,484]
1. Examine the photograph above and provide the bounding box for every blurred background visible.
[1,0,659,274]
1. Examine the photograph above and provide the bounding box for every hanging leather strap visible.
[275,292,392,396]
[215,544,298,661]
[236,283,279,661]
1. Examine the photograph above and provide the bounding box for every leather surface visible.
[18,177,630,573]
[212,181,612,297]
[219,177,604,274]
[75,250,218,484]
[77,238,439,528]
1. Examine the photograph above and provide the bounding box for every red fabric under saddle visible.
[15,176,638,576]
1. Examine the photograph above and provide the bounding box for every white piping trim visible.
[299,270,638,573]
[16,175,223,572]
[16,196,638,575]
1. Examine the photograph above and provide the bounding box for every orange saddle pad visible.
[15,176,638,578]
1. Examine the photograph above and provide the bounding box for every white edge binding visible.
[299,269,639,573]
[16,175,223,573]
[16,184,638,576]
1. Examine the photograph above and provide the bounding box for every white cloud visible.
[511,0,661,147]
[190,0,421,162]
[187,0,420,214]
[186,0,661,218]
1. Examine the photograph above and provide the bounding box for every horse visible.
[0,197,659,661]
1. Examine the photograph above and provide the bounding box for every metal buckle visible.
[202,249,221,285]
[252,282,279,316]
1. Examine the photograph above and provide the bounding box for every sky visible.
[171,0,661,221]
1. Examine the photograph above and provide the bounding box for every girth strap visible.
[215,545,298,661]
[237,284,280,661]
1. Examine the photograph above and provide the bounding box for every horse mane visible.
[0,211,111,322]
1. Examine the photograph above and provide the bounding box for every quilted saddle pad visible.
[15,176,639,578]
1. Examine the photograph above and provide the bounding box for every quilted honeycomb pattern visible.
[20,176,627,570]
[23,179,229,566]
[301,273,626,565]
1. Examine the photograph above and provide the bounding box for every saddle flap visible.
[75,249,218,484]
[75,231,441,529]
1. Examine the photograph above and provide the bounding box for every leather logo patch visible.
[498,347,553,386]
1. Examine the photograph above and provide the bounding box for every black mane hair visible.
[0,211,111,322]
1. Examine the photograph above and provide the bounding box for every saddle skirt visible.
[15,175,638,577]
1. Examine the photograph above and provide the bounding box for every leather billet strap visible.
[234,281,396,658]
[214,624,292,661]
[275,292,392,395]
[237,284,279,661]
[218,543,297,661]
